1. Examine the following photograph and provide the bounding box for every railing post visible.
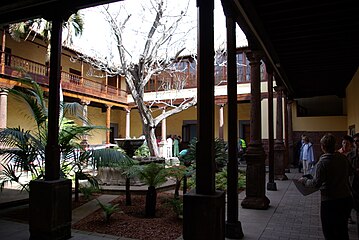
[1,28,6,74]
[81,60,84,86]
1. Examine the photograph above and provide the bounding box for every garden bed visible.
[72,192,183,240]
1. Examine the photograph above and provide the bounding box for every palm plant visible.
[181,137,228,171]
[97,199,120,223]
[137,162,167,217]
[0,77,103,191]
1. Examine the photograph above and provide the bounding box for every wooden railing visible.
[1,51,267,97]
[0,52,127,100]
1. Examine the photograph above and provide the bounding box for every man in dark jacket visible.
[299,133,352,240]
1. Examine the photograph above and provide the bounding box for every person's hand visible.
[298,177,306,184]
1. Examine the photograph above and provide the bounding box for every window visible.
[107,75,117,87]
[0,46,11,66]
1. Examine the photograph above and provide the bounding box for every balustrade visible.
[1,51,265,100]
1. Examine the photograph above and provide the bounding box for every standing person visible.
[295,134,305,173]
[299,135,315,175]
[352,133,359,237]
[173,135,179,157]
[338,135,356,224]
[166,135,173,158]
[238,138,246,161]
[338,135,355,160]
[299,133,353,240]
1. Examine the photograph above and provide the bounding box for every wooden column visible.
[1,28,6,74]
[274,86,288,180]
[45,15,62,181]
[224,5,244,238]
[241,50,270,210]
[287,99,294,168]
[106,104,112,144]
[266,66,277,191]
[30,14,72,240]
[0,89,8,129]
[284,93,290,172]
[183,0,225,239]
[80,60,84,85]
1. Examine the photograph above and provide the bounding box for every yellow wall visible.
[167,106,197,138]
[346,68,359,132]
[292,102,347,132]
[86,106,124,144]
[4,32,106,84]
[5,35,47,65]
[128,107,197,139]
[7,94,38,131]
[221,103,250,140]
[127,103,253,142]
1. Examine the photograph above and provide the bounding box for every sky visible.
[71,0,248,64]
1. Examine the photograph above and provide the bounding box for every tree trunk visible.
[125,177,131,206]
[174,179,181,199]
[74,172,79,202]
[145,186,157,217]
[143,124,159,157]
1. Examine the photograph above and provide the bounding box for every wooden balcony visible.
[1,51,267,100]
[0,53,127,103]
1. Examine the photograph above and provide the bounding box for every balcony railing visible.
[0,52,127,102]
[1,51,268,97]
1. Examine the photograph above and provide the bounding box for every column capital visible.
[80,99,90,105]
[105,104,113,109]
[273,85,284,92]
[0,88,9,95]
[246,50,263,64]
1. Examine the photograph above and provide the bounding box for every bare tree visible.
[80,0,196,157]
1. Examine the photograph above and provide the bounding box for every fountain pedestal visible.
[114,138,145,157]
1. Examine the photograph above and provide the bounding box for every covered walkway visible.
[0,170,357,240]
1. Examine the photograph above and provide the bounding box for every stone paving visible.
[0,169,358,240]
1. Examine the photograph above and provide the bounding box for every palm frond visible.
[0,164,29,192]
[137,163,166,187]
[92,148,134,168]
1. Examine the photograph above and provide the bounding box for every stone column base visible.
[29,179,72,240]
[275,174,288,181]
[241,196,270,210]
[267,182,277,191]
[225,221,244,239]
[183,190,225,240]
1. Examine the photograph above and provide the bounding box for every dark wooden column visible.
[266,65,277,191]
[241,50,270,210]
[274,85,288,180]
[183,0,225,239]
[284,93,290,172]
[30,13,72,240]
[287,99,294,168]
[1,28,6,74]
[223,3,244,238]
[45,16,62,181]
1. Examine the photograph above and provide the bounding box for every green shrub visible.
[166,198,183,218]
[180,137,228,170]
[184,168,246,192]
[134,143,150,157]
[79,186,99,200]
[97,200,120,222]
